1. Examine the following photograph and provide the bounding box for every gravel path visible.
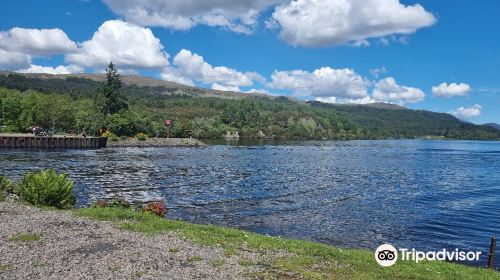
[106,138,205,148]
[0,202,277,280]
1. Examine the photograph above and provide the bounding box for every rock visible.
[224,131,240,140]
[257,130,266,139]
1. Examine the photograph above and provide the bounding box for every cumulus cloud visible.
[271,0,436,47]
[211,83,241,92]
[267,67,368,99]
[432,82,472,98]
[372,77,425,104]
[103,0,284,34]
[0,27,77,56]
[315,96,376,104]
[450,104,482,120]
[0,49,31,70]
[246,88,272,94]
[66,20,169,70]
[160,68,195,86]
[17,64,83,75]
[160,49,264,90]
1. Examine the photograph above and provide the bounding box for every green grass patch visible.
[187,256,203,262]
[32,261,45,268]
[239,259,256,267]
[8,233,41,242]
[223,246,239,257]
[73,207,500,280]
[168,247,180,253]
[0,264,12,272]
[108,265,119,272]
[211,259,226,267]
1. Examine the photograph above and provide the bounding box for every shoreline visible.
[1,201,498,279]
[106,137,206,147]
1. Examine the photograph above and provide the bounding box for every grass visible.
[211,259,226,267]
[108,265,119,272]
[8,233,41,242]
[239,259,256,267]
[73,207,500,280]
[0,264,12,272]
[168,247,180,253]
[32,261,45,268]
[187,256,203,262]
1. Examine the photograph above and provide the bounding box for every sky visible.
[0,0,499,124]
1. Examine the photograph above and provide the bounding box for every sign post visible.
[164,119,172,138]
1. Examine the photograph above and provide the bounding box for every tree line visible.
[0,64,499,140]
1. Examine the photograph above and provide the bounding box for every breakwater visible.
[0,134,107,149]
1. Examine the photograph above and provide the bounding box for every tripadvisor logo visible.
[375,244,398,267]
[375,244,482,267]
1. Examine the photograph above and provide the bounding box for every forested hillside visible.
[0,72,498,140]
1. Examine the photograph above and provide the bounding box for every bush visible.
[17,170,75,209]
[106,110,137,136]
[0,176,14,201]
[101,131,119,142]
[136,132,148,141]
[91,197,130,209]
[143,201,167,217]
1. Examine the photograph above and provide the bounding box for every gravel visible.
[0,202,284,280]
[106,138,205,148]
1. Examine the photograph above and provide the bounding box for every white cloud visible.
[271,0,436,47]
[17,64,83,75]
[372,77,425,104]
[161,49,264,89]
[369,67,387,78]
[66,20,169,70]
[476,87,500,93]
[267,67,368,99]
[0,27,77,56]
[211,83,241,92]
[316,96,375,104]
[160,68,195,86]
[246,88,271,94]
[352,40,370,47]
[0,49,31,70]
[432,82,472,98]
[103,0,284,34]
[315,97,337,104]
[450,104,482,120]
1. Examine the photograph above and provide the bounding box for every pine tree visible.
[98,62,128,115]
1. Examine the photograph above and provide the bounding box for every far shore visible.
[106,137,206,147]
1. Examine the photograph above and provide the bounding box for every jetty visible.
[0,134,107,149]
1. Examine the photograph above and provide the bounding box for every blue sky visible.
[0,0,499,124]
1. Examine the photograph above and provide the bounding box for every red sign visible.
[164,119,172,126]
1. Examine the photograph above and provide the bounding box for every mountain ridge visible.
[484,123,500,130]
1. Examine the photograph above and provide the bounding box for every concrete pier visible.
[0,134,107,149]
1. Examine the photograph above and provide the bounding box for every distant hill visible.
[0,71,499,140]
[484,123,500,130]
[0,70,271,99]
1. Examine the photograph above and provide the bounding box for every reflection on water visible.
[1,140,499,267]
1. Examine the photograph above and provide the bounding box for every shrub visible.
[0,176,14,201]
[136,132,148,141]
[17,169,75,209]
[91,197,130,209]
[106,110,137,136]
[102,131,119,142]
[143,201,167,217]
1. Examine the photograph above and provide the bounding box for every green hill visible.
[484,123,500,130]
[0,72,498,140]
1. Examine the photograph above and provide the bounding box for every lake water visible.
[1,140,499,268]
